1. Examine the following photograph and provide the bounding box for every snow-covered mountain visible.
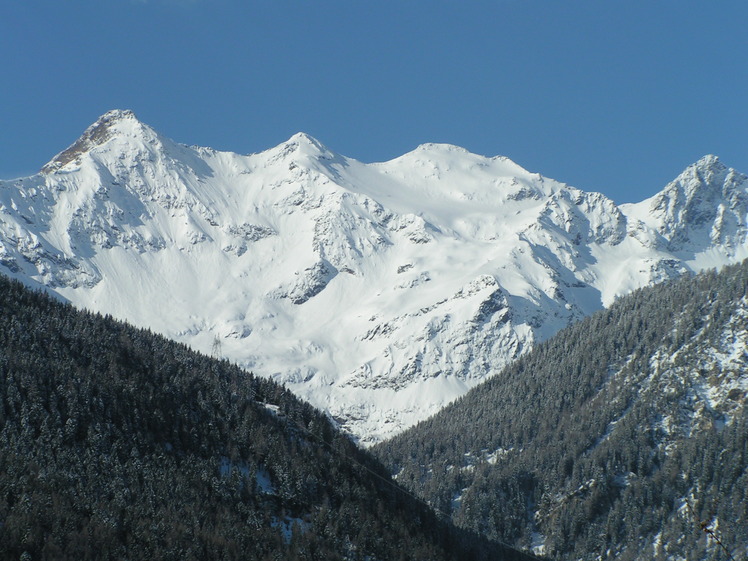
[2,109,747,444]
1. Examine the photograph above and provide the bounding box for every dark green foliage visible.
[375,261,748,561]
[0,275,529,561]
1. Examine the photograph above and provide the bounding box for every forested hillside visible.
[375,261,748,561]
[0,275,532,561]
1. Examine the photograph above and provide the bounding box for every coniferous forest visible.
[374,261,748,561]
[0,275,532,561]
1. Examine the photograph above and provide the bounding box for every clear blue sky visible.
[2,0,747,203]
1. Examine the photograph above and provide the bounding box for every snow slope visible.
[2,110,747,444]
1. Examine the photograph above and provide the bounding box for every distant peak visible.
[384,142,478,166]
[286,132,328,152]
[413,142,470,155]
[264,132,341,164]
[388,143,534,177]
[648,155,747,223]
[288,131,317,143]
[672,154,735,189]
[41,109,150,174]
[690,154,724,171]
[696,154,720,164]
[80,109,142,141]
[97,108,138,124]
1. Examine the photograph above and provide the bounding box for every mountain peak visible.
[668,154,744,199]
[284,132,331,155]
[41,109,150,174]
[631,155,748,252]
[261,132,342,166]
[677,154,728,186]
[97,108,138,124]
[694,153,722,168]
[288,131,319,144]
[413,142,470,154]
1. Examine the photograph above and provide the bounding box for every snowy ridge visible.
[1,110,747,444]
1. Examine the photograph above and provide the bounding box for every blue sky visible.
[2,1,747,203]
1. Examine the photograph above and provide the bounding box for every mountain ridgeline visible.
[0,275,532,561]
[2,110,748,443]
[374,261,748,561]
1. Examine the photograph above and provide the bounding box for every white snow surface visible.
[2,110,748,444]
